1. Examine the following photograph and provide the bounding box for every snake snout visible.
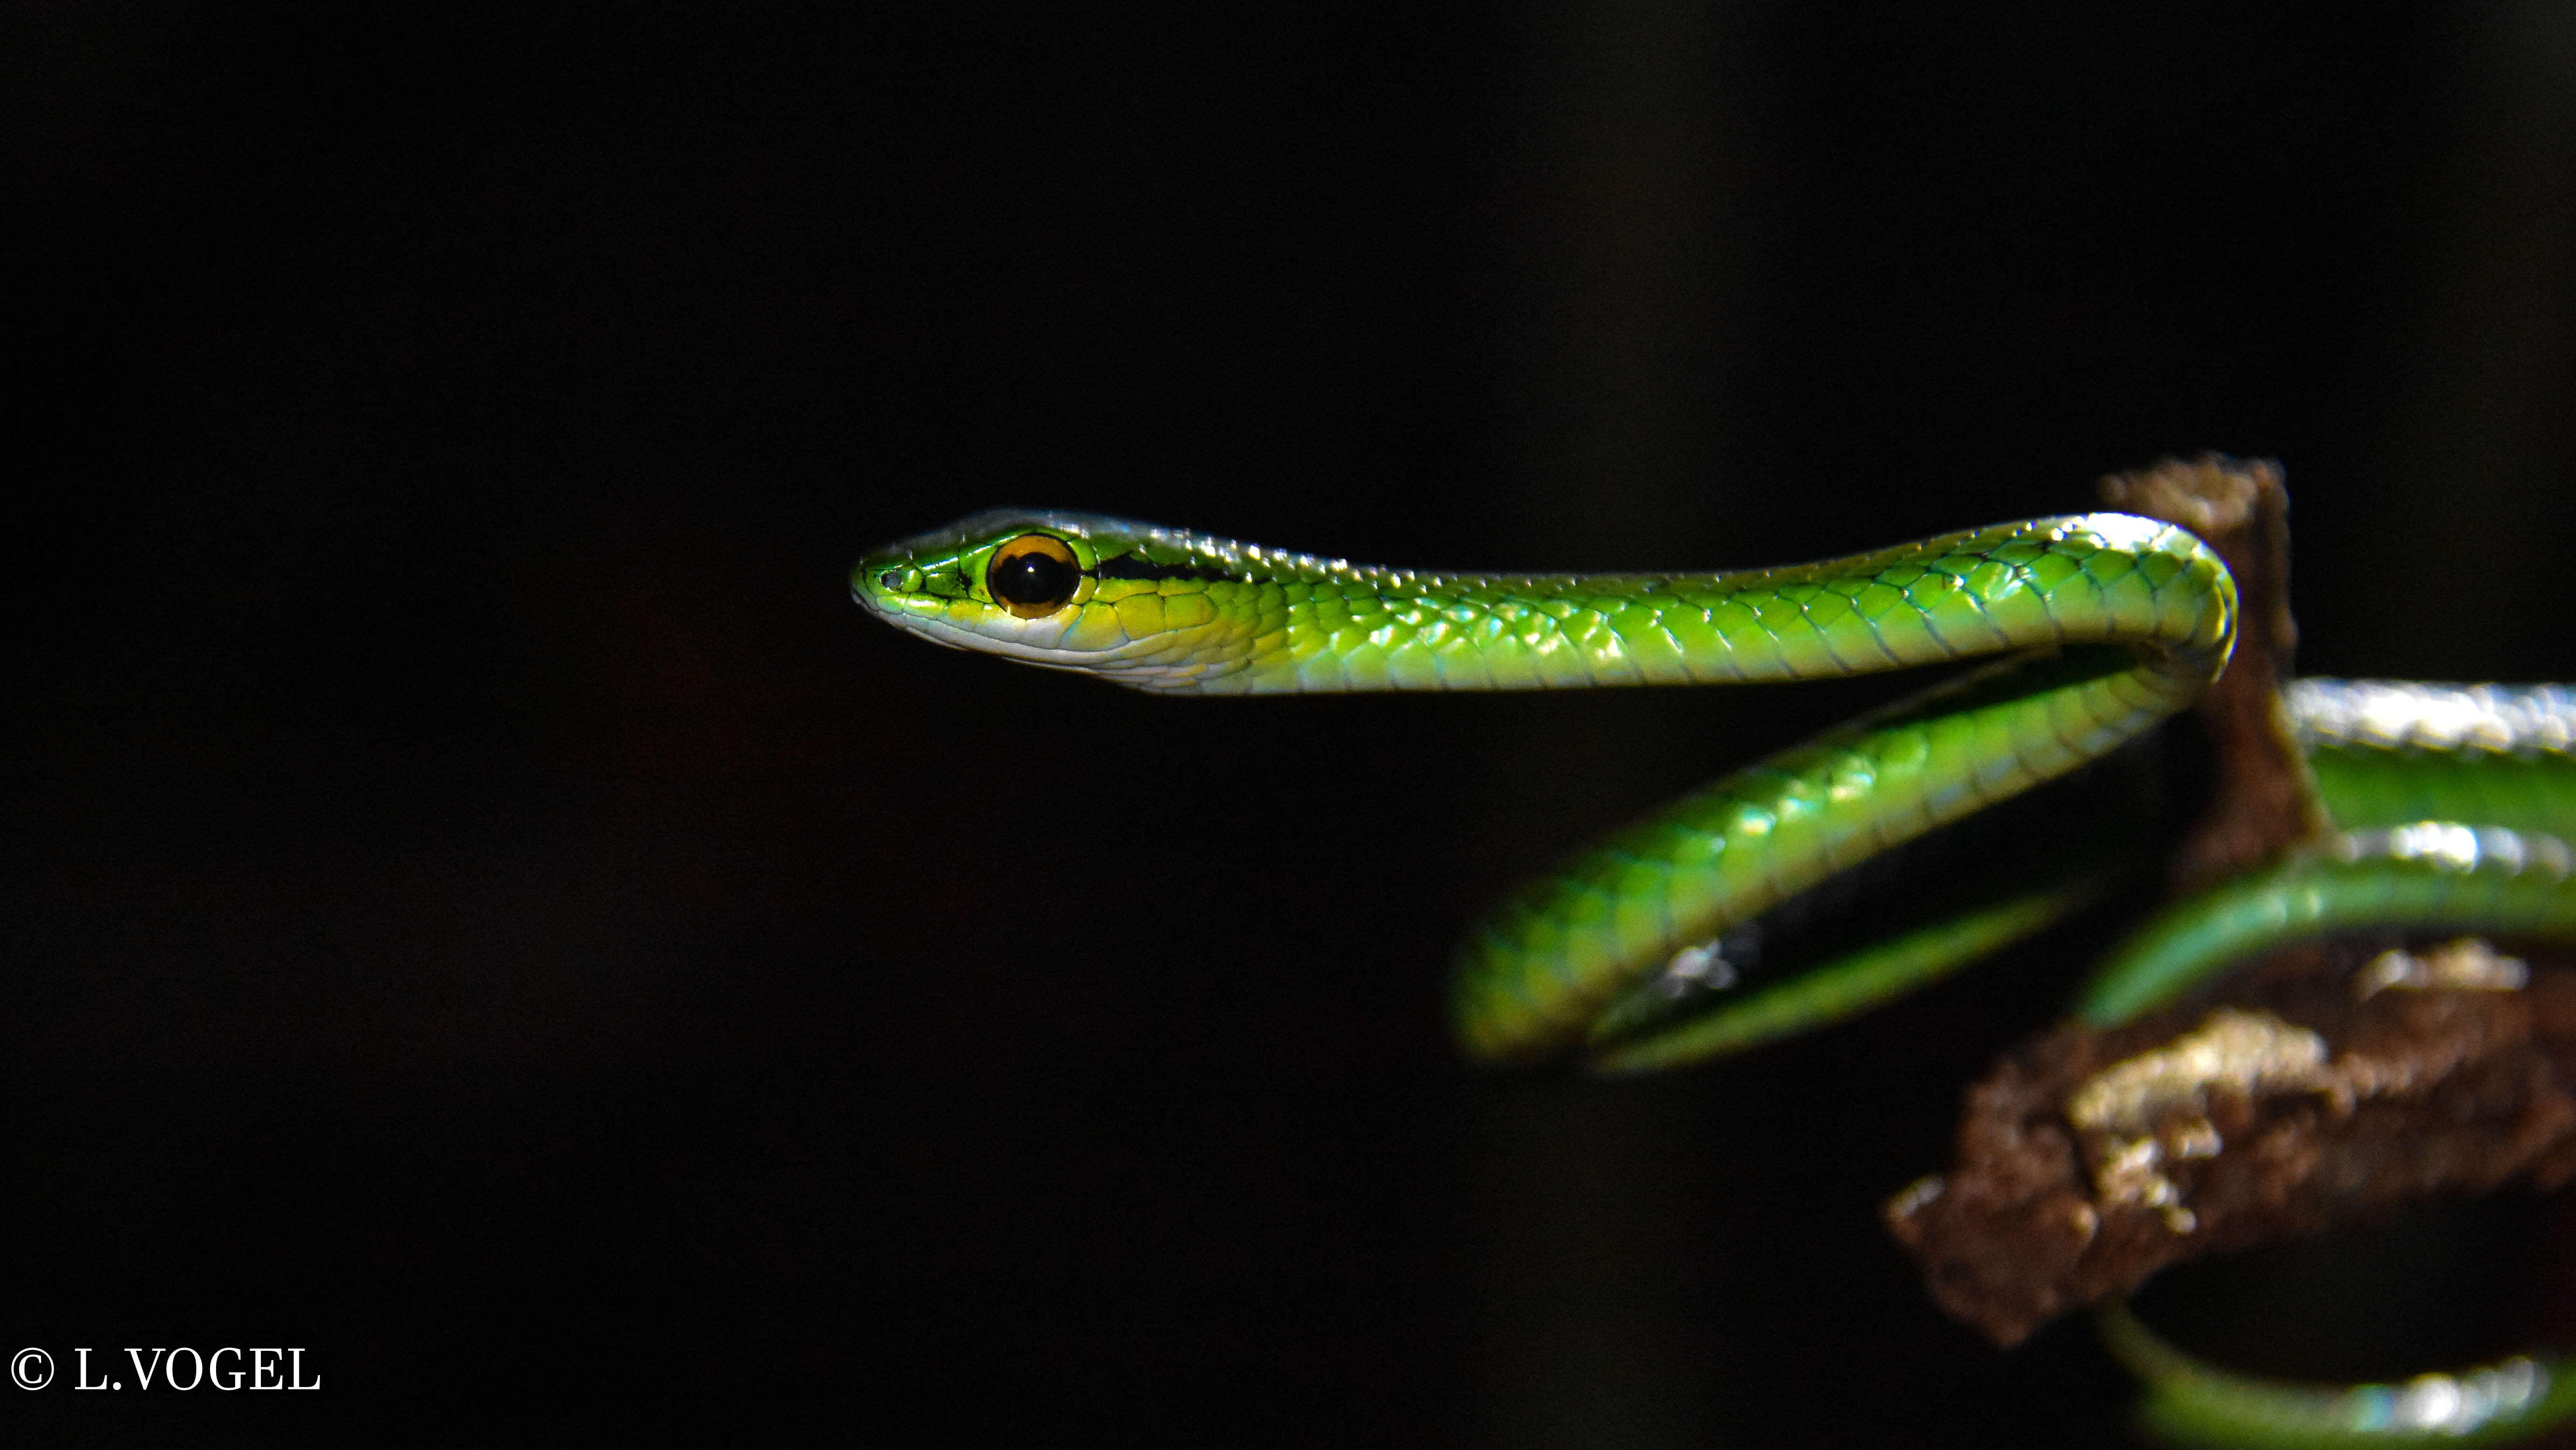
[850,552,927,614]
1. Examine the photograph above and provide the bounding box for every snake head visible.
[851,509,1272,690]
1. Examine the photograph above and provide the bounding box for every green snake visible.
[855,504,2576,1446]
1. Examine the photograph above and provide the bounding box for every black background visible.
[10,3,2576,1445]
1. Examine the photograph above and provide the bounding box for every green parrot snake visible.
[855,502,2576,1446]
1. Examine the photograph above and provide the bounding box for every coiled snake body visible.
[856,494,2576,1446]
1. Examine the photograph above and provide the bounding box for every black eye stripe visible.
[1092,551,1213,583]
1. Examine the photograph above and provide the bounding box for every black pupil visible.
[990,548,1076,608]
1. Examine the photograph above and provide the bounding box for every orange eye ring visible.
[986,533,1083,617]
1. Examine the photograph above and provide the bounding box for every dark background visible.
[10,3,2576,1444]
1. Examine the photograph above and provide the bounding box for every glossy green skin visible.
[2081,683,2576,1024]
[2078,823,2576,1025]
[2098,1302,2576,1449]
[856,510,2576,1447]
[856,508,2236,1062]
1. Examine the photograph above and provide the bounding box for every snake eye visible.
[986,533,1082,617]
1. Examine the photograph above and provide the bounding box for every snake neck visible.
[1092,512,2233,696]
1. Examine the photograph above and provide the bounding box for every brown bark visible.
[1886,954,2576,1347]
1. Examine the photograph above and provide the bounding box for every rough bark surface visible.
[1885,956,2576,1347]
